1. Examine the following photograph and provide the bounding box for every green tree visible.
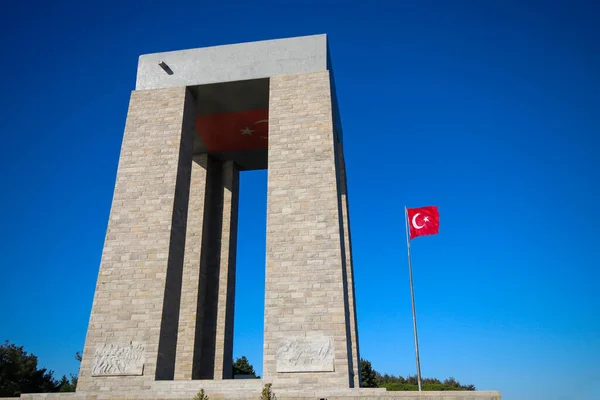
[360,358,378,388]
[56,375,77,392]
[232,356,257,377]
[0,340,58,396]
[55,352,81,392]
[360,358,476,391]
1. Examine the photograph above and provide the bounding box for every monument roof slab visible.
[136,34,328,90]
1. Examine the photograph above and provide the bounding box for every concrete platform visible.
[13,387,502,400]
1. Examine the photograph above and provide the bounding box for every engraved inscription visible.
[91,342,145,376]
[276,336,334,372]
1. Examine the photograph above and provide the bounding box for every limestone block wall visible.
[78,86,196,391]
[264,71,359,389]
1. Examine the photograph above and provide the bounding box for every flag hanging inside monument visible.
[195,108,269,153]
[404,205,440,392]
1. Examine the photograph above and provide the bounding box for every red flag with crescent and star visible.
[407,206,439,240]
[195,108,268,153]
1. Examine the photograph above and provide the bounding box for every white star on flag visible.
[240,127,254,136]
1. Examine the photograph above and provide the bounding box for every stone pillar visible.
[195,158,239,380]
[264,71,353,390]
[213,160,239,380]
[174,155,208,380]
[336,144,361,388]
[173,156,238,381]
[78,86,196,391]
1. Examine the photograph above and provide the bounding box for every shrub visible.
[192,389,209,400]
[260,383,276,400]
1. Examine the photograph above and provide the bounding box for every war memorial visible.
[17,35,500,400]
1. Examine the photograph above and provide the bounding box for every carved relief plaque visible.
[91,342,145,376]
[276,336,334,372]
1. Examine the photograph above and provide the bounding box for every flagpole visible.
[404,206,423,392]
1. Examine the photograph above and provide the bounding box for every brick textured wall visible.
[78,86,195,391]
[264,71,354,389]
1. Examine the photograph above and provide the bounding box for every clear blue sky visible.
[1,1,599,399]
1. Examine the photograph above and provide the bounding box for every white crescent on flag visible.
[254,119,269,139]
[412,213,425,229]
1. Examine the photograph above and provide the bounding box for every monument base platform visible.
[15,393,502,400]
[12,381,501,400]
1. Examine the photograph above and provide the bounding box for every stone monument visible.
[19,35,500,400]
[80,33,361,397]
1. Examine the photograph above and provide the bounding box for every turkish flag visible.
[407,206,439,240]
[196,108,268,153]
